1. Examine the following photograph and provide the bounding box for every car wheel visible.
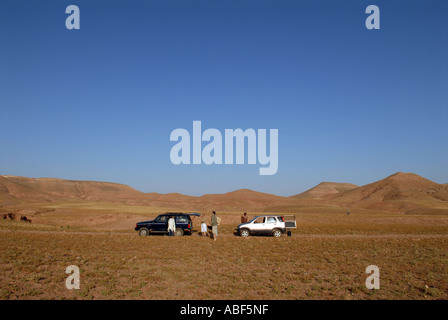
[272,229,282,238]
[138,228,149,236]
[240,229,250,237]
[175,229,184,236]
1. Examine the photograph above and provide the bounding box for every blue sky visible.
[1,0,447,196]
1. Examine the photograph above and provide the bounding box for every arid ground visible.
[1,173,447,300]
[1,206,447,300]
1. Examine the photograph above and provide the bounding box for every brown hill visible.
[0,176,294,211]
[134,189,297,211]
[325,172,448,213]
[1,172,447,214]
[196,189,298,211]
[290,182,359,199]
[0,175,144,203]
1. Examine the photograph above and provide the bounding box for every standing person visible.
[210,211,219,241]
[241,212,248,224]
[347,209,350,216]
[168,216,176,236]
[200,213,207,237]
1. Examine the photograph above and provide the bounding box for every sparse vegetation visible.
[1,208,447,300]
[1,172,447,299]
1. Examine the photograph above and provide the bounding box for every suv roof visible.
[163,212,201,216]
[163,213,188,215]
[253,215,282,217]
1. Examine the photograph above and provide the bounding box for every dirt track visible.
[1,228,447,239]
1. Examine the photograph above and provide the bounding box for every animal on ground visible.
[20,216,32,223]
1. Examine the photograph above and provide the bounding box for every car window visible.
[176,216,188,223]
[155,216,167,223]
[266,217,277,223]
[254,217,265,224]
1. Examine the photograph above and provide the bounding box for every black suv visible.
[135,213,200,236]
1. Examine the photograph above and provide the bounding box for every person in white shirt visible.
[168,216,176,236]
[200,213,207,237]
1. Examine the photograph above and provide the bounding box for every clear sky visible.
[1,0,447,196]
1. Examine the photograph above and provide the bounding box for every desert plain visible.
[0,172,447,300]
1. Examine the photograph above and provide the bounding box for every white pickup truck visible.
[236,214,297,237]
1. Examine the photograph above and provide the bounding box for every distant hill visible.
[1,172,447,213]
[0,175,144,203]
[196,189,299,211]
[324,172,448,213]
[0,176,294,211]
[290,182,359,199]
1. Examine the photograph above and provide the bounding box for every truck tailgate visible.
[283,215,297,229]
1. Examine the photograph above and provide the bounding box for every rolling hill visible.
[325,172,448,213]
[1,172,447,214]
[0,175,294,211]
[0,175,144,203]
[290,182,359,199]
